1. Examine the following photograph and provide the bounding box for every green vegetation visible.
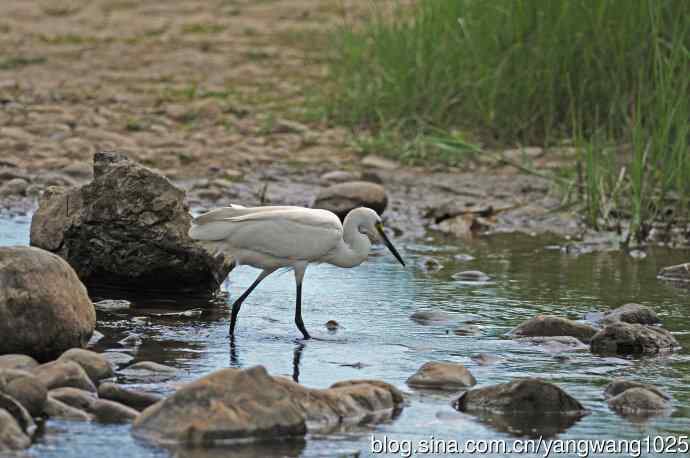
[0,55,46,70]
[323,1,690,239]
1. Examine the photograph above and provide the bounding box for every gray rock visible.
[93,299,132,312]
[29,152,234,294]
[98,383,163,411]
[58,349,114,384]
[0,370,47,417]
[43,396,92,421]
[0,246,96,361]
[454,378,585,414]
[102,352,135,368]
[601,303,660,325]
[604,379,670,400]
[608,388,671,415]
[0,408,30,451]
[32,361,97,393]
[407,362,476,390]
[0,394,35,440]
[657,262,690,282]
[125,362,178,374]
[515,336,590,353]
[0,355,39,372]
[48,387,97,411]
[410,310,453,325]
[320,170,357,185]
[452,270,491,282]
[0,178,29,196]
[90,399,139,423]
[590,322,680,355]
[361,154,398,170]
[510,315,597,343]
[417,256,443,274]
[313,181,387,219]
[60,162,93,180]
[131,366,403,446]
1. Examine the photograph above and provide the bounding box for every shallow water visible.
[2,216,689,458]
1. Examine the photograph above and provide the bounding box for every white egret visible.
[188,205,405,339]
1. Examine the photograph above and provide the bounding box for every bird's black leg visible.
[230,269,273,337]
[294,265,311,339]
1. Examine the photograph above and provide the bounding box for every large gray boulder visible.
[313,181,387,219]
[590,322,680,355]
[0,246,96,361]
[132,366,403,446]
[30,152,233,294]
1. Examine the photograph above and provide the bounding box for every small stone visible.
[0,408,30,451]
[32,361,97,393]
[119,334,143,347]
[0,370,47,417]
[470,353,503,366]
[361,154,399,170]
[604,379,670,400]
[98,383,162,411]
[657,262,690,282]
[454,254,475,262]
[94,299,132,312]
[452,270,491,282]
[313,181,388,219]
[43,397,92,421]
[47,387,97,411]
[60,162,93,180]
[273,119,308,134]
[590,322,680,355]
[58,349,114,384]
[320,170,356,185]
[124,362,178,374]
[0,178,29,196]
[91,399,139,423]
[325,320,339,331]
[407,362,476,390]
[102,352,135,368]
[0,394,36,438]
[510,315,597,343]
[410,310,453,325]
[454,378,585,414]
[0,355,39,372]
[608,388,671,415]
[600,303,660,326]
[515,336,590,353]
[417,256,443,274]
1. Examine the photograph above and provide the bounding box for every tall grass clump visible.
[324,1,690,237]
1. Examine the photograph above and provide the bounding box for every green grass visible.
[0,56,46,70]
[322,0,690,239]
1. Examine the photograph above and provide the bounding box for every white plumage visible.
[189,204,405,339]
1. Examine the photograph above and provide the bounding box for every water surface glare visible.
[2,217,689,457]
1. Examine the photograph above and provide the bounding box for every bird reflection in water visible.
[229,336,306,383]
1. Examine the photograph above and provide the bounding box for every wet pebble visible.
[410,310,453,325]
[470,353,503,366]
[325,320,339,331]
[407,362,476,390]
[320,170,356,185]
[98,383,162,411]
[91,399,139,423]
[417,256,443,274]
[94,299,132,312]
[452,270,491,282]
[57,348,114,384]
[453,253,475,262]
[125,362,178,374]
[101,352,135,368]
[43,396,92,421]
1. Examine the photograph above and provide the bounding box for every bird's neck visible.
[328,216,371,268]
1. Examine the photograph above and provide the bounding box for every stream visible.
[1,214,689,457]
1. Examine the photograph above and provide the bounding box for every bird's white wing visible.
[190,205,304,240]
[190,207,343,261]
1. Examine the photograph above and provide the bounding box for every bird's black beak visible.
[375,223,405,266]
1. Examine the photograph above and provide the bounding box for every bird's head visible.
[351,207,405,267]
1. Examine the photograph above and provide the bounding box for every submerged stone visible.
[510,315,596,343]
[406,362,476,390]
[590,322,680,356]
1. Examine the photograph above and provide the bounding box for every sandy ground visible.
[0,0,591,243]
